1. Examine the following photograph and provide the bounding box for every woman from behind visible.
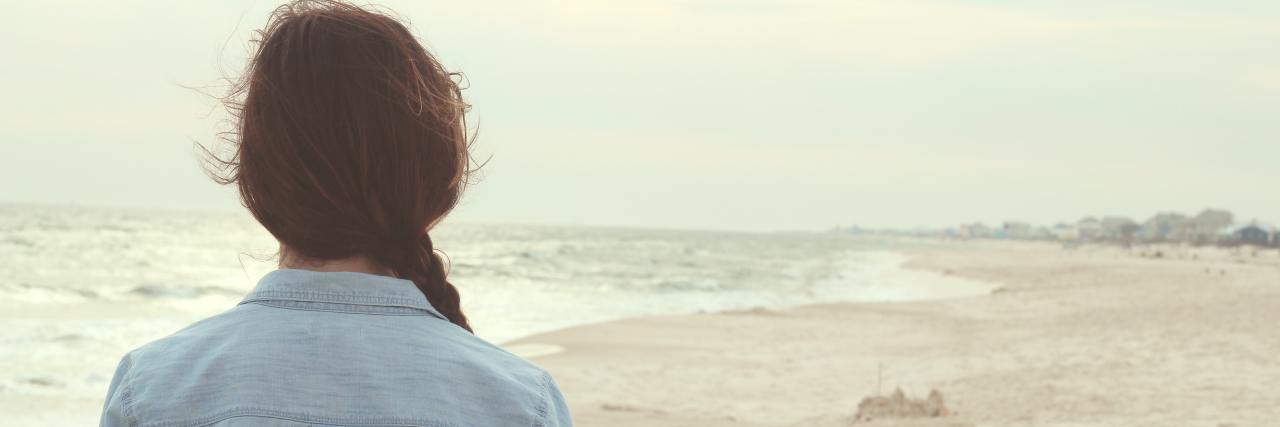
[100,1,571,425]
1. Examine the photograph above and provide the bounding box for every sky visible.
[1,0,1278,231]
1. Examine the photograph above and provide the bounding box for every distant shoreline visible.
[513,239,1280,425]
[499,247,995,347]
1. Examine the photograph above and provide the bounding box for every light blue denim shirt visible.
[100,269,571,427]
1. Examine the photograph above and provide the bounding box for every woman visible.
[100,1,571,425]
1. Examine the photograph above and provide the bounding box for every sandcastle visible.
[853,388,950,423]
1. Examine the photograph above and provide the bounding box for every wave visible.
[0,281,244,304]
[126,284,243,299]
[0,282,99,303]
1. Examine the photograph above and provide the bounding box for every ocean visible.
[0,204,990,424]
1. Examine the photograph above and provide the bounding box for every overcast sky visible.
[2,0,1278,231]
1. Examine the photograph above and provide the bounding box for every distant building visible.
[1141,212,1190,242]
[1002,221,1032,239]
[1236,225,1270,246]
[1191,209,1234,244]
[1052,222,1079,241]
[1100,216,1138,242]
[1216,226,1237,242]
[955,223,993,239]
[1030,227,1053,240]
[1077,217,1102,241]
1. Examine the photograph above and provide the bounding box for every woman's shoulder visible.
[103,303,570,426]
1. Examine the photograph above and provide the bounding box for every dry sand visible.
[508,239,1280,426]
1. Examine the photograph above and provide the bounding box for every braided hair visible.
[205,0,475,331]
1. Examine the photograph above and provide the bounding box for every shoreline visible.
[509,239,1280,426]
[502,247,995,358]
[7,237,1276,426]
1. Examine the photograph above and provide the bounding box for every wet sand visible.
[510,240,1280,426]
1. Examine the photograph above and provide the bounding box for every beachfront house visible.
[1032,227,1055,240]
[1077,217,1103,241]
[1051,222,1079,241]
[1236,224,1271,246]
[1002,221,1032,239]
[1100,216,1137,241]
[1191,209,1235,245]
[1141,212,1191,242]
[957,223,993,239]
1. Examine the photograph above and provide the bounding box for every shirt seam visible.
[244,301,440,318]
[119,353,138,427]
[137,406,459,427]
[242,289,429,308]
[533,371,552,427]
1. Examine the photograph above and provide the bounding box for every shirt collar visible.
[240,268,447,320]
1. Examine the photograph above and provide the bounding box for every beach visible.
[510,239,1280,426]
[2,206,988,425]
[5,206,1277,426]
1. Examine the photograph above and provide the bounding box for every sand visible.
[508,239,1280,426]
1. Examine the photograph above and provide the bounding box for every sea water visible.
[0,204,990,424]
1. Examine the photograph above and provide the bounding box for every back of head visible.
[207,0,473,331]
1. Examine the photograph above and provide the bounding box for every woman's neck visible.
[278,246,394,276]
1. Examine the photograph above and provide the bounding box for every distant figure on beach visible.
[99,1,571,426]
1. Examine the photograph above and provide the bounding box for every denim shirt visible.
[100,269,572,427]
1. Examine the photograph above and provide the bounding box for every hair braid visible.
[383,234,471,332]
[207,1,477,333]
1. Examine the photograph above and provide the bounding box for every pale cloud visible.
[424,0,1069,68]
[412,0,1280,69]
[1238,66,1280,92]
[2,0,1279,230]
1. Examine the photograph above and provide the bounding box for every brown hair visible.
[205,0,475,331]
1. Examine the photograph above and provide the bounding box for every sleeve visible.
[100,354,134,427]
[540,371,573,427]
